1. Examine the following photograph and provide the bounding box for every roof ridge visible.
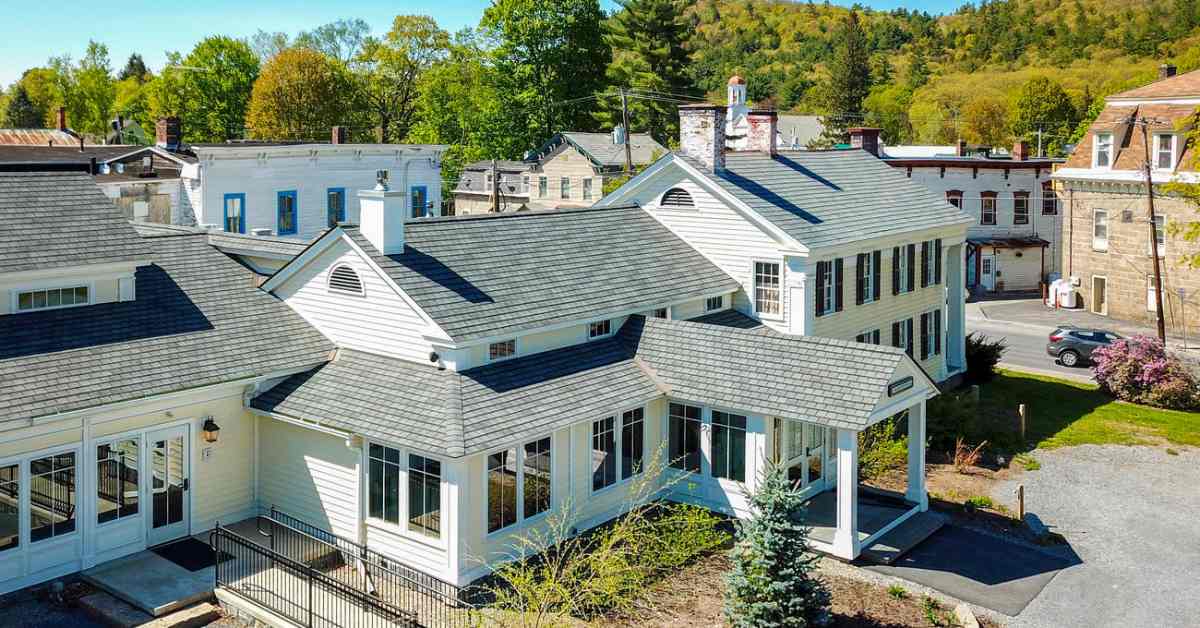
[444,371,465,458]
[408,204,640,225]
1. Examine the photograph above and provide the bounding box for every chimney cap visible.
[679,102,727,111]
[728,74,746,86]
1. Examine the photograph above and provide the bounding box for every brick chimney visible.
[56,107,67,132]
[1160,63,1178,80]
[848,127,881,157]
[155,117,181,150]
[679,104,728,172]
[1012,140,1030,161]
[332,126,348,144]
[745,110,778,157]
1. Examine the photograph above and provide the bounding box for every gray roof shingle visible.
[252,315,914,457]
[560,132,667,169]
[344,205,740,342]
[0,171,151,273]
[683,149,973,249]
[0,231,334,424]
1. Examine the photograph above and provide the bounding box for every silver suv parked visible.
[1046,327,1122,367]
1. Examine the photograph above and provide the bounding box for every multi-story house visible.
[880,139,1063,294]
[450,160,530,214]
[1053,65,1200,336]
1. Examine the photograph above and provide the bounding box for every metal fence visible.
[211,508,481,627]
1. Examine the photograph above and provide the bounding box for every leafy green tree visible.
[296,19,372,65]
[864,83,912,144]
[250,30,290,63]
[818,10,871,145]
[1007,76,1078,156]
[962,94,1009,147]
[481,0,610,144]
[725,462,831,627]
[355,15,450,143]
[118,53,149,82]
[246,47,355,140]
[600,0,696,146]
[906,45,930,91]
[49,41,116,138]
[3,85,41,128]
[113,77,151,142]
[148,36,259,142]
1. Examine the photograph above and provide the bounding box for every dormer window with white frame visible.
[1093,132,1113,168]
[705,295,724,311]
[327,264,364,295]
[489,339,517,362]
[15,284,91,313]
[1155,134,1176,170]
[588,319,612,339]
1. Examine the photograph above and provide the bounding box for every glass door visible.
[146,426,189,546]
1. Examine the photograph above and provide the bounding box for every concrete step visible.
[859,511,945,565]
[79,591,222,628]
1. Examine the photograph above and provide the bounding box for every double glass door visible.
[146,426,189,547]
[779,420,834,498]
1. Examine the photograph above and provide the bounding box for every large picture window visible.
[30,451,76,542]
[711,411,747,482]
[368,445,401,525]
[0,464,17,553]
[523,438,551,518]
[488,437,552,533]
[668,403,702,473]
[487,448,518,533]
[621,408,644,479]
[407,454,441,538]
[592,417,616,491]
[97,439,139,524]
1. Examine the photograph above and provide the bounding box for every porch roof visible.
[251,313,919,458]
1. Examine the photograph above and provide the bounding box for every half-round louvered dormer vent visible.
[660,187,695,209]
[328,264,364,295]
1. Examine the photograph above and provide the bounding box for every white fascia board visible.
[194,144,449,162]
[338,235,454,343]
[591,154,674,207]
[0,261,148,284]
[1052,168,1199,185]
[1106,96,1200,106]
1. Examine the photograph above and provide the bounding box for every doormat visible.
[151,538,233,572]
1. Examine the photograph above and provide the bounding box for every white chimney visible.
[726,75,748,122]
[679,104,728,172]
[358,170,407,255]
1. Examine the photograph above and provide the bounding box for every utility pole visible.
[1138,116,1168,343]
[1036,127,1043,158]
[620,88,633,175]
[490,159,500,214]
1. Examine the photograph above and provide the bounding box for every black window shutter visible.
[906,244,916,293]
[834,258,844,312]
[935,238,943,285]
[906,318,914,357]
[935,309,942,354]
[855,254,865,306]
[872,250,882,302]
[920,241,930,288]
[892,321,901,348]
[814,261,826,317]
[920,313,930,360]
[892,247,900,295]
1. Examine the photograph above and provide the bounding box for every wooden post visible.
[1017,484,1025,521]
[1018,404,1027,442]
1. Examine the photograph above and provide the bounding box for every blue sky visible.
[1,0,966,87]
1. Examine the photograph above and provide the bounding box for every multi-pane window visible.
[560,177,570,200]
[1156,134,1175,170]
[97,439,139,524]
[920,310,942,360]
[1041,183,1058,215]
[523,438,551,518]
[621,408,644,479]
[0,464,18,553]
[538,176,547,198]
[583,178,593,201]
[489,339,516,362]
[980,194,997,225]
[893,318,913,358]
[1013,193,1029,225]
[754,262,781,316]
[946,191,962,209]
[407,455,441,537]
[818,261,835,315]
[326,188,346,227]
[17,286,89,312]
[30,452,76,542]
[224,194,244,233]
[651,307,668,319]
[893,245,914,294]
[856,329,881,344]
[705,296,724,311]
[668,403,702,473]
[368,445,401,525]
[711,411,747,482]
[588,319,612,339]
[1093,209,1109,251]
[487,449,518,533]
[277,191,297,235]
[410,185,429,218]
[592,417,616,491]
[860,253,875,304]
[1094,133,1113,168]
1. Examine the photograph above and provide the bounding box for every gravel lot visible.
[993,445,1200,628]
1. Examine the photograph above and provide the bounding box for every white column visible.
[832,428,860,560]
[906,400,929,511]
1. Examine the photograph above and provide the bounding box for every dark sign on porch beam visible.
[888,376,914,397]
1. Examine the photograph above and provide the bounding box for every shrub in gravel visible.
[1092,335,1200,411]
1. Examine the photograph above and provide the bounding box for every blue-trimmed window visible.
[222,193,245,234]
[410,185,429,218]
[277,190,298,235]
[326,188,346,228]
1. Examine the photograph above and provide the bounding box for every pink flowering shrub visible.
[1091,335,1200,410]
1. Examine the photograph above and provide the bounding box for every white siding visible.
[256,417,360,541]
[274,237,437,363]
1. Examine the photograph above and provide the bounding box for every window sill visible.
[365,518,447,551]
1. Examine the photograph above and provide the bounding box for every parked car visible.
[1046,327,1123,367]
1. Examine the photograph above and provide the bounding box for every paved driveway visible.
[993,445,1200,628]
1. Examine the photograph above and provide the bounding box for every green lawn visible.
[976,369,1200,450]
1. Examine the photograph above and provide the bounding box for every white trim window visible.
[651,307,668,319]
[705,295,724,311]
[30,451,77,542]
[0,463,18,554]
[588,319,612,339]
[487,435,552,533]
[16,285,90,313]
[710,411,747,482]
[538,176,547,198]
[668,402,702,473]
[754,261,782,317]
[407,454,441,538]
[560,177,571,200]
[368,444,402,525]
[1094,132,1113,168]
[327,264,364,295]
[366,445,442,539]
[855,329,881,344]
[488,339,517,362]
[1155,134,1176,170]
[860,253,875,304]
[591,417,617,491]
[1147,275,1159,313]
[621,408,644,479]
[96,438,140,525]
[582,178,593,201]
[818,262,835,315]
[1093,209,1109,251]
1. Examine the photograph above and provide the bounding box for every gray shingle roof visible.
[0,231,334,424]
[0,171,151,273]
[252,315,915,457]
[683,149,973,250]
[343,205,740,342]
[559,132,667,169]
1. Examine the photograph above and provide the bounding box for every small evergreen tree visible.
[818,10,871,146]
[725,462,831,628]
[3,85,40,128]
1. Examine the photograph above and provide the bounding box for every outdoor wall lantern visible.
[201,417,221,443]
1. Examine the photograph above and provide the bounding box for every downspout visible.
[1068,187,1075,277]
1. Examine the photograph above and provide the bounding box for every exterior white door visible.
[145,426,189,547]
[980,256,996,291]
[782,422,831,500]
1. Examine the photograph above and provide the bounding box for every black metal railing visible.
[212,508,481,627]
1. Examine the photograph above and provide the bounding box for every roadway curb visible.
[997,363,1095,385]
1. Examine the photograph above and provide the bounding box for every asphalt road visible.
[966,304,1094,382]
